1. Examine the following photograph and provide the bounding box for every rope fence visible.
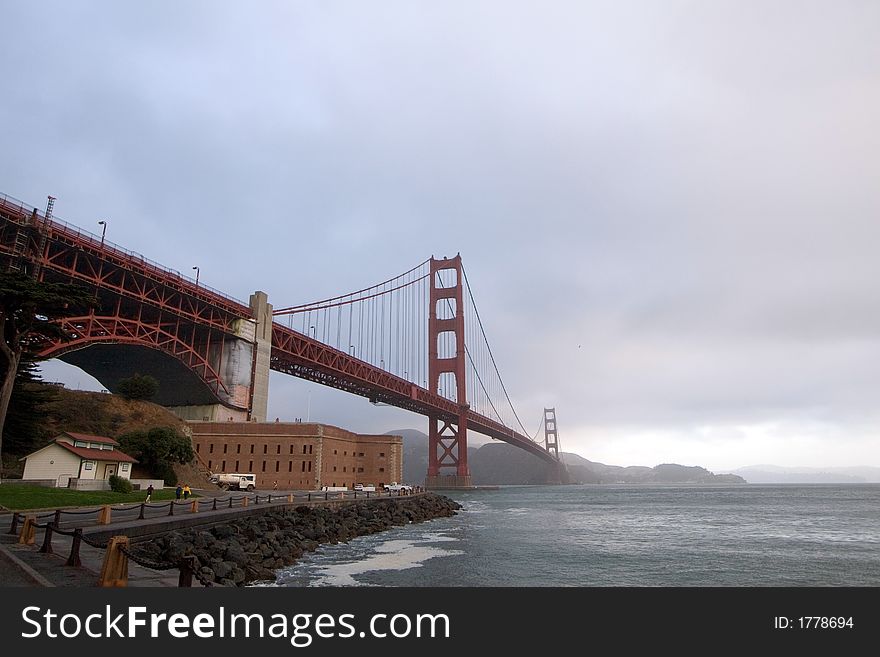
[6,486,424,587]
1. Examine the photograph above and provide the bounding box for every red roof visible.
[55,441,138,463]
[62,432,119,446]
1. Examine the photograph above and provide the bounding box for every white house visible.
[20,432,138,488]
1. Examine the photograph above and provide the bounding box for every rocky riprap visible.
[131,493,461,586]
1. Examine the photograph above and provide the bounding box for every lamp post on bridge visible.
[309,325,316,339]
[349,345,355,356]
[97,220,107,248]
[192,266,200,287]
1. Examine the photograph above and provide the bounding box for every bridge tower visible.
[544,407,560,458]
[426,255,472,489]
[544,407,570,483]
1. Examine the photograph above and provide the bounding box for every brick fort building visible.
[189,421,403,490]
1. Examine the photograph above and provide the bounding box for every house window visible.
[237,444,241,454]
[262,461,267,472]
[358,452,364,457]
[289,462,293,472]
[344,451,347,456]
[101,444,113,450]
[209,444,214,454]
[343,467,347,472]
[333,450,337,455]
[249,460,253,471]
[236,461,240,470]
[277,445,281,454]
[276,462,280,472]
[357,467,364,473]
[379,452,385,457]
[83,462,93,470]
[309,445,313,454]
[302,444,307,454]
[223,444,228,454]
[301,461,306,472]
[121,463,129,471]
[74,441,87,448]
[196,444,201,453]
[379,467,385,473]
[221,460,226,470]
[290,445,294,455]
[208,460,212,469]
[250,445,254,454]
[263,445,268,454]
[333,466,337,472]
[308,462,312,472]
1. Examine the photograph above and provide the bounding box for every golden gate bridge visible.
[1,192,567,487]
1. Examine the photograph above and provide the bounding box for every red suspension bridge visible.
[1,193,567,487]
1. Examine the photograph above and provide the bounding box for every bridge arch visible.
[38,315,252,412]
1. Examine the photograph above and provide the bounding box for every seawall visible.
[129,492,461,586]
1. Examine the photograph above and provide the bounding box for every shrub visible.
[153,462,178,487]
[108,474,133,493]
[118,427,191,487]
[117,374,159,401]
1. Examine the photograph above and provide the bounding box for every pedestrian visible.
[175,484,182,500]
[273,480,278,491]
[183,484,192,500]
[145,484,154,503]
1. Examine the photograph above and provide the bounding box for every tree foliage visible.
[117,373,159,401]
[118,426,193,485]
[0,271,95,467]
[2,355,57,456]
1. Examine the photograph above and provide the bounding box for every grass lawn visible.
[0,485,196,511]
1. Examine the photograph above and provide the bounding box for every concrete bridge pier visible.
[248,290,272,423]
[167,291,272,423]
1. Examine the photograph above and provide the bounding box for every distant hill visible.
[722,465,880,484]
[561,453,745,484]
[387,429,745,485]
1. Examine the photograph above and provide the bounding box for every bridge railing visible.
[0,192,250,311]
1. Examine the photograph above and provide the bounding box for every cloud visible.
[8,1,880,468]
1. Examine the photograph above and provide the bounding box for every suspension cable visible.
[461,264,530,436]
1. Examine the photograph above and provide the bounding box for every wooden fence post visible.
[66,528,83,567]
[98,536,130,587]
[178,555,197,587]
[97,505,112,525]
[18,515,36,545]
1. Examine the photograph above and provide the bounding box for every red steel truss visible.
[1,192,560,466]
[270,321,556,464]
[0,195,245,409]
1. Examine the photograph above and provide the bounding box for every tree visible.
[117,373,159,401]
[0,272,94,466]
[118,426,194,486]
[2,355,57,456]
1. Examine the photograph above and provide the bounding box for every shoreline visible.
[129,493,461,586]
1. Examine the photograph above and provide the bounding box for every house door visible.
[105,464,116,479]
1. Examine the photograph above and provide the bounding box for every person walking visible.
[175,484,183,500]
[145,484,154,503]
[273,480,278,491]
[182,484,192,500]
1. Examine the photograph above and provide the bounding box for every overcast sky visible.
[3,1,879,470]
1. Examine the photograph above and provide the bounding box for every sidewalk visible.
[0,532,193,587]
[0,490,426,587]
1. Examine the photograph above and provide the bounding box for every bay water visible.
[275,484,880,586]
